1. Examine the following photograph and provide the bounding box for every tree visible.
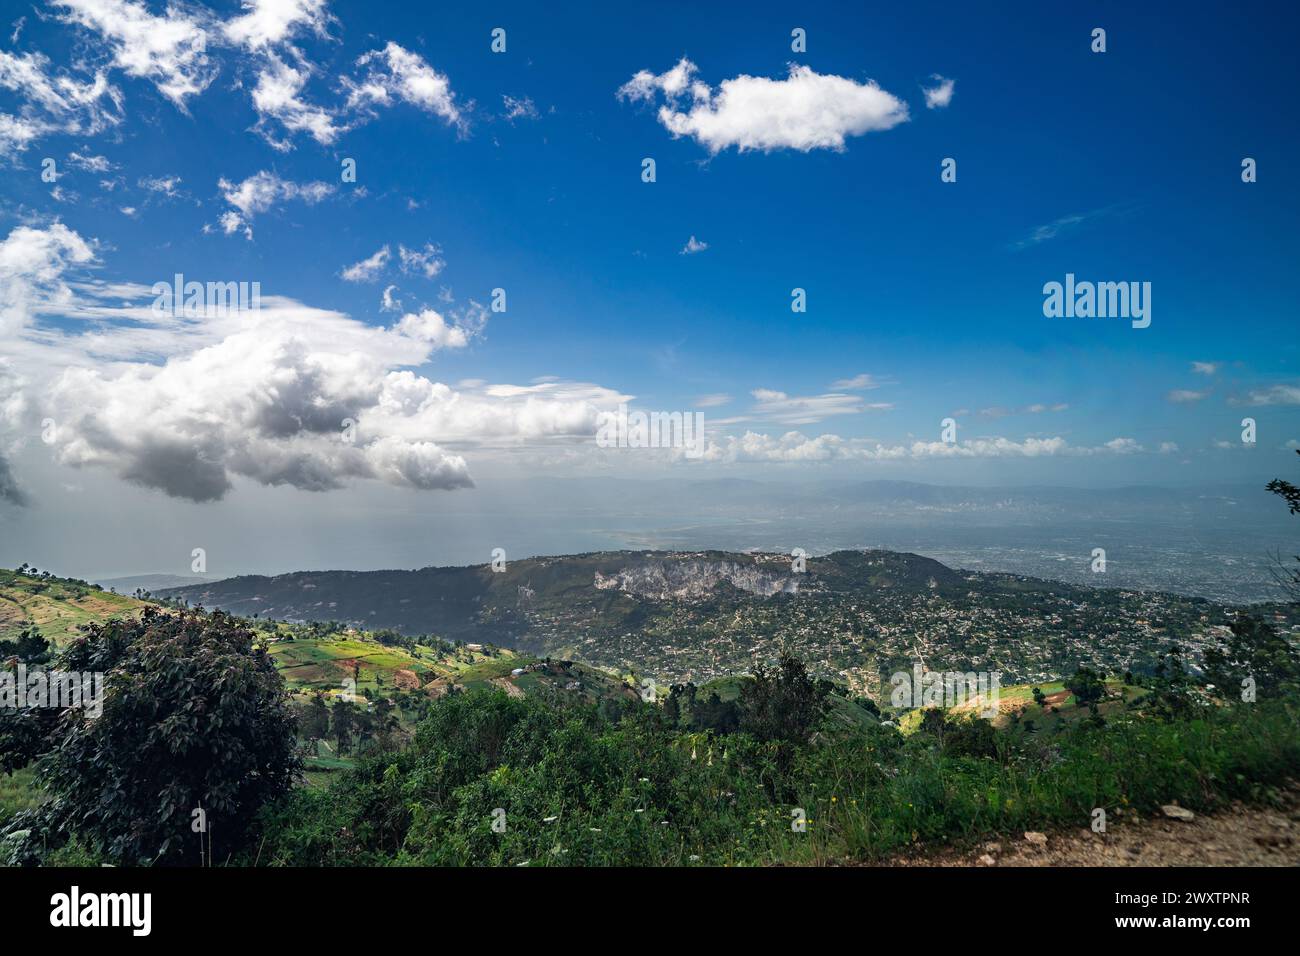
[3,607,299,865]
[302,692,331,755]
[0,626,50,665]
[332,699,355,755]
[738,652,830,746]
[373,696,400,751]
[1147,643,1201,718]
[1266,449,1300,599]
[691,691,740,734]
[0,627,59,774]
[1065,666,1107,707]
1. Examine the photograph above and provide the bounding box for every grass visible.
[0,569,147,645]
[0,769,39,830]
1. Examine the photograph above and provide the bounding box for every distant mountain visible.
[94,573,217,595]
[159,549,962,641]
[158,549,1261,686]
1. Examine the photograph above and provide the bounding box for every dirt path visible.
[889,786,1300,867]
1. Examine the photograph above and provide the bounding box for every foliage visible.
[247,681,1300,867]
[2,607,300,865]
[737,652,831,746]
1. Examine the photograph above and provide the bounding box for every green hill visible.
[262,625,638,708]
[0,568,148,645]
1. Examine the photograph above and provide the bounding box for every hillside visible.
[260,624,641,708]
[0,568,148,645]
[159,549,1291,688]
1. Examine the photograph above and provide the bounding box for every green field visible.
[895,677,1147,733]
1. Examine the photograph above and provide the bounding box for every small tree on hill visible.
[1065,666,1107,708]
[739,652,830,746]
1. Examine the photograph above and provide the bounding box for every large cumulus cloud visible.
[3,222,628,503]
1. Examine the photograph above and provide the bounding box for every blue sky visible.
[2,0,1300,574]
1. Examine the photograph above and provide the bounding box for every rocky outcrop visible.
[594,560,799,601]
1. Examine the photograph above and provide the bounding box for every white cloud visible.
[501,94,538,122]
[922,74,955,109]
[250,52,342,149]
[398,242,445,279]
[341,245,391,282]
[390,308,468,350]
[695,393,731,408]
[1103,437,1142,454]
[692,431,1142,464]
[977,402,1068,419]
[1166,388,1209,404]
[619,58,908,153]
[216,170,333,238]
[223,0,330,51]
[380,284,401,312]
[0,114,47,157]
[44,311,479,500]
[138,174,181,196]
[1235,384,1300,406]
[0,222,95,337]
[218,210,250,239]
[68,150,114,172]
[344,42,464,131]
[1191,361,1221,375]
[680,235,708,255]
[750,388,890,425]
[829,373,888,390]
[0,51,122,155]
[52,0,216,107]
[0,222,637,503]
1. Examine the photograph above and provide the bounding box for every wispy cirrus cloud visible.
[1011,208,1116,249]
[750,388,891,425]
[341,245,391,282]
[694,393,731,408]
[1231,384,1300,406]
[975,402,1068,420]
[829,373,891,390]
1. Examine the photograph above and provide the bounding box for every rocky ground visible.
[889,786,1300,866]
